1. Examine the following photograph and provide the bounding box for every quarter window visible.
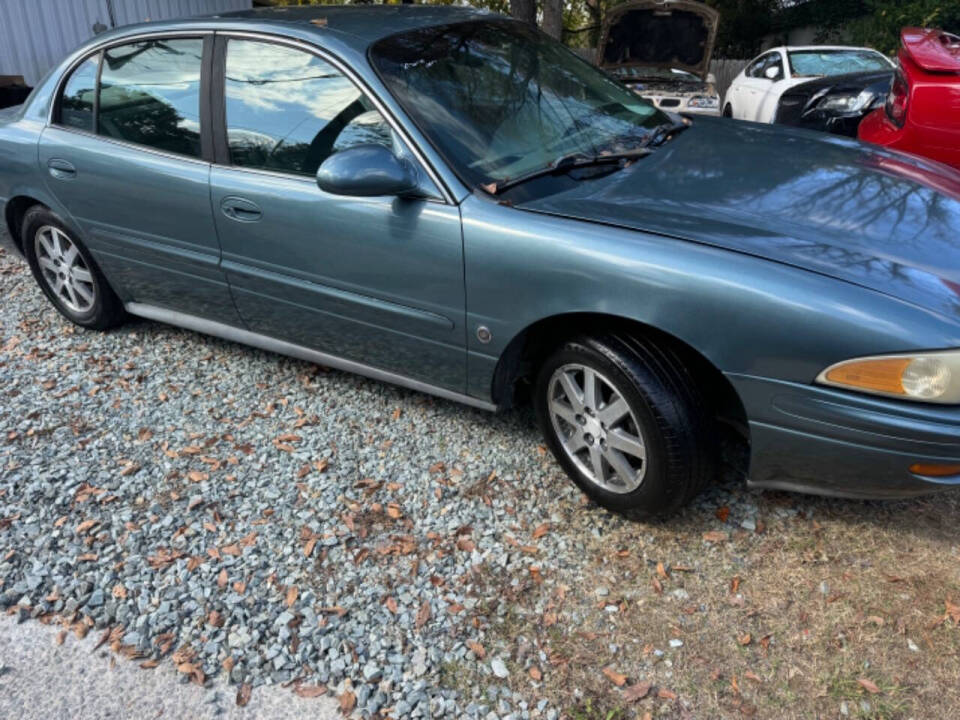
[58,53,99,132]
[223,39,395,176]
[98,39,204,157]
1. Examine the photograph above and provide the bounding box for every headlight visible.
[687,95,719,108]
[817,89,875,113]
[817,350,960,404]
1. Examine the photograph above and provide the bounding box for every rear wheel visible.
[22,207,125,330]
[723,103,733,118]
[535,334,718,519]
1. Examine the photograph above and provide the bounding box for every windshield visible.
[787,50,893,77]
[371,20,667,188]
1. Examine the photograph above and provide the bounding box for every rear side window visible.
[223,39,396,176]
[98,39,203,157]
[59,54,99,132]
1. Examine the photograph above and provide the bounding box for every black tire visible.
[723,104,733,118]
[534,334,718,520]
[21,206,125,330]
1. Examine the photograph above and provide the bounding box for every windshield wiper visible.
[638,118,692,149]
[488,148,652,195]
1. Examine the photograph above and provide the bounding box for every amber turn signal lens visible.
[909,463,960,478]
[824,357,912,396]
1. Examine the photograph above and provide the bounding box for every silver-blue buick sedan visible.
[1,5,959,518]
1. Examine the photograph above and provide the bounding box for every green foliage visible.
[842,0,960,54]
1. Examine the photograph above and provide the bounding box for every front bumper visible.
[728,374,960,499]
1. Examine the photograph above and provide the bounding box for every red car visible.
[859,28,960,170]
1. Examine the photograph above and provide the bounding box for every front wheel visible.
[535,335,717,519]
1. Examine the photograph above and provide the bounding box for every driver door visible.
[208,37,466,392]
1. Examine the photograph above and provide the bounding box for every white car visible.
[723,46,895,123]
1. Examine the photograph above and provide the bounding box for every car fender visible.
[460,194,960,402]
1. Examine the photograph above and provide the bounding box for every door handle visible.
[220,196,262,222]
[47,158,76,180]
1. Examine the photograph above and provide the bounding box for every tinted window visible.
[224,39,395,176]
[98,39,203,157]
[59,53,99,131]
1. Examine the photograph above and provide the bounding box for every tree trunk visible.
[510,0,536,28]
[584,0,602,50]
[541,0,564,40]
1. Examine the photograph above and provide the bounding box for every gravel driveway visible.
[2,229,959,720]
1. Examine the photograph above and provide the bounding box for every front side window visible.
[98,39,203,157]
[223,39,396,176]
[372,20,666,189]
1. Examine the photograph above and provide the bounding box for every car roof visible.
[212,4,494,44]
[766,45,885,53]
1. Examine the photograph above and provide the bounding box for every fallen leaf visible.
[286,585,299,607]
[858,677,880,694]
[217,569,228,589]
[703,530,729,543]
[946,598,960,624]
[623,680,652,702]
[339,689,356,714]
[657,688,678,700]
[112,584,127,599]
[415,601,430,629]
[456,538,475,552]
[529,666,542,680]
[221,544,241,556]
[236,682,252,706]
[603,666,628,686]
[739,633,752,646]
[208,610,224,627]
[187,471,209,482]
[745,670,762,683]
[730,575,741,594]
[386,503,403,519]
[532,523,550,539]
[294,684,328,698]
[715,505,731,522]
[138,428,153,442]
[467,640,485,659]
[656,562,669,579]
[303,537,318,558]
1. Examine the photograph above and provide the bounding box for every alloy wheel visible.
[34,225,96,314]
[547,363,647,494]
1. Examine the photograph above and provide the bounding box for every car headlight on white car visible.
[817,350,960,404]
[816,89,876,113]
[687,95,719,109]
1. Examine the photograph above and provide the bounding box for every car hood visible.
[782,70,894,103]
[515,118,960,322]
[598,0,719,80]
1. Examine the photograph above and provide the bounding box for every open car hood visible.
[597,0,719,79]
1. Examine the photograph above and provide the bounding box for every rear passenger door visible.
[38,34,240,325]
[208,37,467,393]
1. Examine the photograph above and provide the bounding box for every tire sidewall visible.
[22,209,111,327]
[534,339,677,517]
